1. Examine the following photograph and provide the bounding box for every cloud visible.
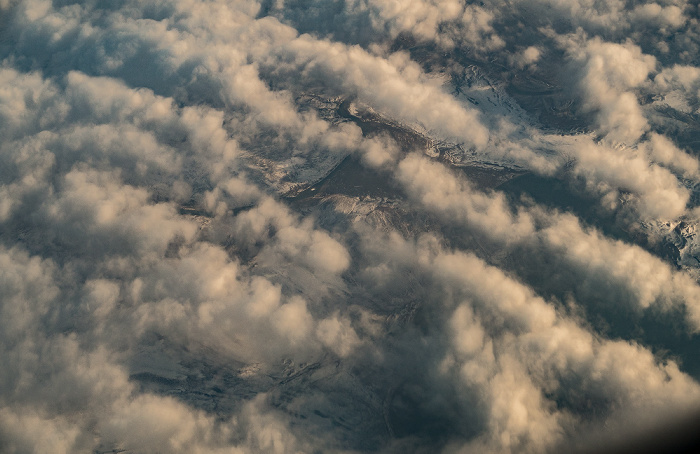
[396,153,536,244]
[274,35,490,147]
[511,46,541,69]
[265,0,504,52]
[388,152,700,330]
[640,133,700,179]
[630,3,687,30]
[566,137,691,219]
[653,63,700,113]
[565,37,657,144]
[356,229,700,453]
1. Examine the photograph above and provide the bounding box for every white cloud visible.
[390,152,700,329]
[358,230,700,453]
[511,46,541,68]
[567,37,657,144]
[279,35,490,147]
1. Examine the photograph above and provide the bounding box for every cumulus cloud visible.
[511,46,541,69]
[357,229,700,453]
[274,35,490,147]
[565,37,657,144]
[653,63,700,113]
[387,152,700,331]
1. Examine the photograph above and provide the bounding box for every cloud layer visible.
[2,1,700,453]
